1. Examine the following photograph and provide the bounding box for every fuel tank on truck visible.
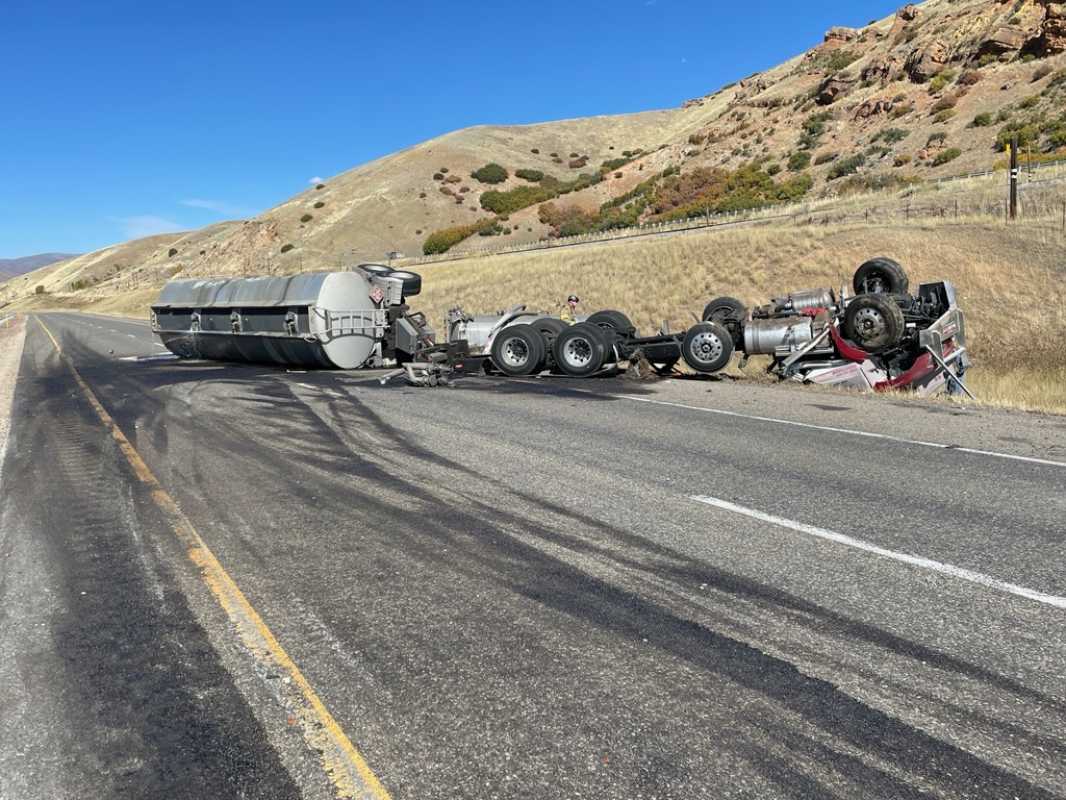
[150,271,386,369]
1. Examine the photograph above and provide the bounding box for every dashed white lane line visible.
[690,495,1066,609]
[620,395,1066,469]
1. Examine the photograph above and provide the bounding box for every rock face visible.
[855,98,894,119]
[905,40,949,82]
[897,4,920,22]
[980,25,1030,55]
[824,26,859,45]
[816,74,856,105]
[1040,2,1066,54]
[861,56,898,84]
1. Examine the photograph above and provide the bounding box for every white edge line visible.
[691,495,1066,609]
[619,395,1066,469]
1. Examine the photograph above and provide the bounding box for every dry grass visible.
[414,218,1066,413]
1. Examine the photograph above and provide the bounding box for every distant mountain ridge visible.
[0,253,77,281]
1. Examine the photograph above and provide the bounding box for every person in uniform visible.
[560,294,580,324]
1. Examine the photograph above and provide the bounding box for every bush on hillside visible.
[515,168,544,182]
[814,151,838,165]
[1019,95,1041,110]
[958,70,983,86]
[471,163,508,184]
[313,201,325,208]
[927,131,948,146]
[827,153,865,180]
[300,213,313,223]
[932,147,962,166]
[872,127,909,144]
[933,109,956,124]
[280,243,295,253]
[422,218,496,255]
[788,151,812,171]
[971,112,994,127]
[928,69,957,93]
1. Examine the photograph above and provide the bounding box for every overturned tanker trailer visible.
[151,266,438,369]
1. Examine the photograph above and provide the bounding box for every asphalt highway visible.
[2,311,1064,799]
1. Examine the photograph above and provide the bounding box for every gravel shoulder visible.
[0,315,26,478]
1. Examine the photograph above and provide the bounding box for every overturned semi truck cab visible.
[150,266,435,369]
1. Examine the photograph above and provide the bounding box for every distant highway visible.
[2,311,1065,799]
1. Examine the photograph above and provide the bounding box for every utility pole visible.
[1009,136,1019,222]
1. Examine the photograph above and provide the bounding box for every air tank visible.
[151,271,397,369]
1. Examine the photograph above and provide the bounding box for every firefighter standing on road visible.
[560,294,581,324]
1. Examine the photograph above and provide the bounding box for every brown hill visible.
[3,0,1064,311]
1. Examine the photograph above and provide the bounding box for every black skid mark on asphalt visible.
[12,339,300,800]
[54,326,1065,798]
[184,384,1064,797]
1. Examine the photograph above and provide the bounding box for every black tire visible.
[532,317,569,368]
[681,322,735,374]
[587,309,636,337]
[388,269,423,297]
[490,324,545,376]
[853,257,908,295]
[358,263,394,277]
[843,293,906,353]
[552,323,610,377]
[701,296,747,348]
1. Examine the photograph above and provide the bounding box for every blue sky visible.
[0,0,901,257]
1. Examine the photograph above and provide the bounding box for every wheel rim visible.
[563,336,594,368]
[500,336,530,368]
[689,330,723,365]
[853,307,887,343]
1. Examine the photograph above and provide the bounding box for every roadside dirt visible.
[0,315,26,474]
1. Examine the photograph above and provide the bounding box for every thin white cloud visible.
[115,215,186,239]
[308,176,324,185]
[180,198,257,218]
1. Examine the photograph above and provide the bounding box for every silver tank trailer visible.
[151,270,407,369]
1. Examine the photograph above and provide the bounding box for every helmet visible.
[567,294,580,303]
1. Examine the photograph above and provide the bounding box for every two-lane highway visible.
[2,311,1065,799]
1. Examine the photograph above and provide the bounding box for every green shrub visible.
[313,201,325,208]
[530,148,540,154]
[894,154,912,166]
[933,109,956,124]
[515,168,544,182]
[422,218,496,255]
[766,163,782,176]
[928,69,957,93]
[35,285,45,295]
[872,127,909,144]
[788,151,812,171]
[814,151,838,165]
[599,157,631,172]
[995,120,1042,149]
[971,112,994,127]
[932,147,962,166]
[1033,64,1053,82]
[471,163,508,184]
[439,167,449,174]
[1019,95,1041,109]
[432,172,444,181]
[300,213,313,223]
[798,111,833,149]
[927,131,948,146]
[480,184,557,215]
[827,153,865,180]
[824,50,860,72]
[280,244,295,253]
[315,183,325,190]
[891,104,915,119]
[168,248,178,257]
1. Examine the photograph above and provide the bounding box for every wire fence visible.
[399,157,1066,268]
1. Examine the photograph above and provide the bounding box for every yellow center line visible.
[36,316,392,800]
